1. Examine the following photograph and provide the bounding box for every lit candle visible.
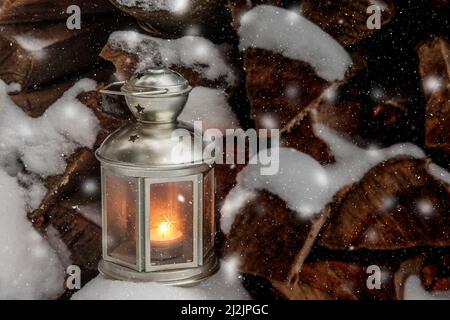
[151,220,183,246]
[150,219,183,260]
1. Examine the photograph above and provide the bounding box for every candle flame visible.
[159,221,172,238]
[151,218,182,242]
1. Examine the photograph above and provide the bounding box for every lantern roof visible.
[96,68,213,168]
[122,68,191,96]
[96,121,212,168]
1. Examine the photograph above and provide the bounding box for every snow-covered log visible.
[0,17,120,88]
[319,157,450,249]
[30,91,125,229]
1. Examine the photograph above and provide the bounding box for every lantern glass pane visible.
[203,169,215,256]
[105,175,138,266]
[149,181,194,266]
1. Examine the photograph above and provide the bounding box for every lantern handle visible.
[100,81,169,96]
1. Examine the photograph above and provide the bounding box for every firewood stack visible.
[1,0,449,299]
[222,0,450,300]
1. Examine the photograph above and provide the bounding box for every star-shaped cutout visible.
[135,104,145,114]
[129,134,139,143]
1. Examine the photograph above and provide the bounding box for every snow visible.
[424,76,443,94]
[74,203,102,227]
[404,276,450,300]
[72,257,250,300]
[221,124,426,229]
[221,186,256,234]
[0,79,100,299]
[363,228,380,243]
[80,177,100,196]
[238,5,352,81]
[1,79,99,177]
[46,226,73,269]
[180,87,240,133]
[115,0,190,15]
[369,0,389,11]
[108,31,236,86]
[259,113,280,129]
[0,170,64,299]
[416,199,435,218]
[14,34,53,51]
[429,163,450,186]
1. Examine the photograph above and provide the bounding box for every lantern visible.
[96,68,218,285]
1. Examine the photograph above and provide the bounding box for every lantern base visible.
[98,256,219,286]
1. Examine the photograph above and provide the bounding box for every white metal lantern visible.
[96,68,218,285]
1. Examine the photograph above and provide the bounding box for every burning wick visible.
[150,218,183,261]
[153,220,183,242]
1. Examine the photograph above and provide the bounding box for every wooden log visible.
[46,200,102,286]
[29,148,97,227]
[319,157,450,250]
[394,252,450,299]
[243,48,329,130]
[0,0,113,24]
[273,260,397,300]
[275,251,441,300]
[271,250,450,300]
[420,251,450,292]
[417,37,450,154]
[301,0,396,47]
[99,44,139,82]
[10,80,74,117]
[394,256,424,300]
[227,1,364,131]
[224,191,329,282]
[281,112,335,164]
[9,66,115,117]
[0,17,119,89]
[280,78,409,161]
[109,0,232,42]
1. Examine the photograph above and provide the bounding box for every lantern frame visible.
[98,161,217,284]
